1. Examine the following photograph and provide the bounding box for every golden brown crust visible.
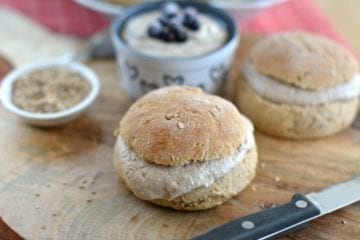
[236,77,359,139]
[249,31,359,90]
[118,86,249,166]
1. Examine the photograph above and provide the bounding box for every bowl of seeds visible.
[0,60,100,126]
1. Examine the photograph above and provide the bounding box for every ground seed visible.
[12,67,91,113]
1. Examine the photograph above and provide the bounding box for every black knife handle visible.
[192,194,321,240]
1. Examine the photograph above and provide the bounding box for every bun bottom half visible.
[236,78,359,139]
[114,143,258,211]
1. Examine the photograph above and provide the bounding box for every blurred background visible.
[316,0,360,57]
[0,0,358,58]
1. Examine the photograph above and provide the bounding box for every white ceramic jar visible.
[111,1,240,98]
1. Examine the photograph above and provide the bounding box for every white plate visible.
[209,0,287,9]
[74,0,287,19]
[75,0,125,17]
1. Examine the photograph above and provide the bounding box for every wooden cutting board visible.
[0,32,359,240]
[0,55,12,80]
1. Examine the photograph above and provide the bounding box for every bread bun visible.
[236,31,360,139]
[114,86,258,210]
[119,86,249,166]
[249,31,358,90]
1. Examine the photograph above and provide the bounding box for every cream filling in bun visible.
[114,119,255,201]
[242,61,360,105]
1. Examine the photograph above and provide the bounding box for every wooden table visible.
[0,4,359,240]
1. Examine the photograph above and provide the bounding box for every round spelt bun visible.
[236,31,359,139]
[249,31,358,90]
[119,86,250,166]
[114,86,258,210]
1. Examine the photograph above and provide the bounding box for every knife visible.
[192,175,360,240]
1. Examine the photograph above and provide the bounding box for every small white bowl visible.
[0,60,100,127]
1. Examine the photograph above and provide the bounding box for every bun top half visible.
[117,86,252,166]
[248,31,358,90]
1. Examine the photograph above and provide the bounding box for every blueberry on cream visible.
[147,21,162,38]
[123,2,228,57]
[161,2,179,18]
[183,7,200,31]
[147,3,198,43]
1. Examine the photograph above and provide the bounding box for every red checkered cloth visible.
[0,0,347,46]
[241,0,347,46]
[0,0,109,37]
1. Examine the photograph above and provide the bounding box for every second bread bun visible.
[236,31,360,139]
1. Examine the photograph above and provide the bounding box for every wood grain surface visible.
[0,55,12,80]
[0,31,359,240]
[0,9,84,67]
[0,7,360,240]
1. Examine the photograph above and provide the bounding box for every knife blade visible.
[192,175,360,240]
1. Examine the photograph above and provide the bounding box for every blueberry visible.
[148,21,163,38]
[159,16,170,26]
[175,29,188,42]
[183,18,200,31]
[161,30,176,42]
[182,6,200,31]
[162,2,180,18]
[184,7,198,20]
[168,16,183,30]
